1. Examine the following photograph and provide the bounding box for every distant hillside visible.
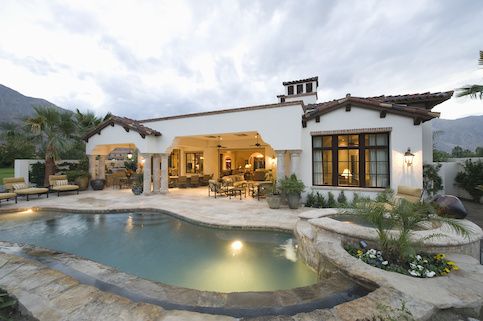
[433,115,483,152]
[0,84,71,125]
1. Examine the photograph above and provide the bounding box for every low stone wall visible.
[294,215,483,320]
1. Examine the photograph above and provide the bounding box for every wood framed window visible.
[306,82,313,93]
[312,133,390,188]
[297,84,303,94]
[287,85,294,95]
[185,152,204,174]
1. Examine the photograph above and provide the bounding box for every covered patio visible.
[84,113,304,196]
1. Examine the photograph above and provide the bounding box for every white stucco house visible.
[84,77,452,199]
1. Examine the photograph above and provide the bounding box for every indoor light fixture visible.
[341,168,352,178]
[127,152,133,159]
[404,148,415,167]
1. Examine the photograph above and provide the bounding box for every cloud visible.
[0,0,482,120]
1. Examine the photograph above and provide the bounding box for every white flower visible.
[416,255,422,261]
[409,270,420,276]
[382,261,388,265]
[367,249,376,255]
[410,263,416,269]
[417,265,424,271]
[425,271,436,278]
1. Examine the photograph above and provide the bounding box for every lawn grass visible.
[0,167,14,184]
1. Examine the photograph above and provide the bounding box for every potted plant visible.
[131,173,143,195]
[279,174,305,209]
[266,174,281,209]
[66,169,90,191]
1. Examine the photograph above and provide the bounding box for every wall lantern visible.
[404,148,415,167]
[127,152,133,159]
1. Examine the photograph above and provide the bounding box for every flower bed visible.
[345,245,459,278]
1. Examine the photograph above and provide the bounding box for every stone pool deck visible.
[0,188,303,231]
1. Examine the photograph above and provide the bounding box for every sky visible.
[0,0,482,120]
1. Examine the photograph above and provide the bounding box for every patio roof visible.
[83,115,161,142]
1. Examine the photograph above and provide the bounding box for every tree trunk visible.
[44,145,56,187]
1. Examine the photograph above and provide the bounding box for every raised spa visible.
[0,210,319,292]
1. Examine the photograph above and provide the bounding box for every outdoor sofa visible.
[49,175,80,196]
[3,177,49,201]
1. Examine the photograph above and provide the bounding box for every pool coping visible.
[0,208,371,318]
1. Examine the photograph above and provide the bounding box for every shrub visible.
[305,192,315,207]
[315,192,326,208]
[351,192,361,207]
[29,162,46,187]
[327,192,337,208]
[337,191,348,207]
[455,159,483,203]
[375,188,394,203]
[423,163,443,198]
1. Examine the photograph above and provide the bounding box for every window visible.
[306,82,313,93]
[297,84,303,94]
[287,85,294,95]
[185,152,204,174]
[168,149,180,176]
[312,133,389,188]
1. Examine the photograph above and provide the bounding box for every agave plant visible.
[348,193,472,263]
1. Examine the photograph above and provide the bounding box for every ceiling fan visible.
[250,134,268,148]
[211,136,228,149]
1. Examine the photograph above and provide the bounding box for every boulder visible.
[433,195,468,219]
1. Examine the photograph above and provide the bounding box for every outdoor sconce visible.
[404,148,415,167]
[127,152,133,159]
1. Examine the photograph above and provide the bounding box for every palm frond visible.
[456,85,483,99]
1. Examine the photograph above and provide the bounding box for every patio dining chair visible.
[208,180,228,198]
[190,175,200,187]
[177,176,188,188]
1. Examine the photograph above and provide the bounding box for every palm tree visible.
[26,106,75,185]
[73,109,111,137]
[457,50,483,99]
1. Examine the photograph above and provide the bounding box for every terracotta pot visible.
[75,176,89,191]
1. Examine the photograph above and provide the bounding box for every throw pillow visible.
[12,183,28,190]
[55,179,69,186]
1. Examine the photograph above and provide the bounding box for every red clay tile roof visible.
[83,115,161,142]
[368,91,453,109]
[282,76,318,86]
[303,93,447,124]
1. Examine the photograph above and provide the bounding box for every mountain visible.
[0,84,71,125]
[432,115,483,152]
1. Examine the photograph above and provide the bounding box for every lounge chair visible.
[3,177,49,201]
[49,175,80,196]
[0,192,17,206]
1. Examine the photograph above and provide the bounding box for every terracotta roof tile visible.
[83,115,161,142]
[282,76,318,86]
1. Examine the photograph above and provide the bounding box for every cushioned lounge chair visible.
[3,177,49,201]
[394,185,422,203]
[0,192,17,206]
[49,175,80,196]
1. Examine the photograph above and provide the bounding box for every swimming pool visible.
[0,210,317,292]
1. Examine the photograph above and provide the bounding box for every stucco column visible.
[289,150,301,178]
[88,155,97,180]
[142,153,152,195]
[275,150,286,179]
[160,153,169,194]
[98,155,106,180]
[152,154,161,193]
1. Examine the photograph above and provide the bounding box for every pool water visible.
[0,211,317,292]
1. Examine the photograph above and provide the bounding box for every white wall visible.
[301,106,424,198]
[439,157,483,202]
[422,121,433,164]
[14,159,80,184]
